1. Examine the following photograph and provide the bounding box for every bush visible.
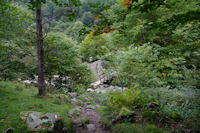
[106,43,200,89]
[44,32,95,90]
[79,33,110,62]
[111,123,141,133]
[109,88,152,110]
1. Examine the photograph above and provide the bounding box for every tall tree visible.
[28,0,80,96]
[36,0,46,96]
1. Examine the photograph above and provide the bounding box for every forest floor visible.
[0,81,110,133]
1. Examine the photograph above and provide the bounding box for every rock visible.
[95,104,101,108]
[4,128,14,133]
[88,60,108,79]
[89,60,109,88]
[20,111,60,131]
[68,108,81,116]
[86,105,96,110]
[67,92,77,97]
[87,124,96,131]
[80,94,88,100]
[87,88,94,92]
[71,98,82,103]
[73,119,84,127]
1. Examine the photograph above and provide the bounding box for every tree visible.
[35,0,46,96]
[27,0,80,96]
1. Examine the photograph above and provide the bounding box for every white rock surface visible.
[20,111,60,131]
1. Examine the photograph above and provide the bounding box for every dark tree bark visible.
[36,2,46,96]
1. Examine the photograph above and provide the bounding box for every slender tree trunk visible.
[36,2,46,96]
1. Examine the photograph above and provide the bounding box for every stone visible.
[20,111,60,131]
[87,124,96,131]
[4,128,14,133]
[89,60,109,88]
[95,104,101,108]
[71,98,82,103]
[67,92,77,97]
[87,88,94,92]
[80,94,89,100]
[86,105,96,110]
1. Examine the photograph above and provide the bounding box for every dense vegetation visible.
[0,0,199,132]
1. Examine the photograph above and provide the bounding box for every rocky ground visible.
[68,93,109,133]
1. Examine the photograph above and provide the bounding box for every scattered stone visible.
[71,98,82,103]
[86,105,96,110]
[87,88,94,92]
[86,124,96,131]
[80,94,88,100]
[67,92,77,97]
[20,111,60,131]
[4,128,14,133]
[95,104,101,108]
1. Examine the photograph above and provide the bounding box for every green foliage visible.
[44,32,94,89]
[111,123,169,133]
[111,123,141,133]
[145,125,169,133]
[0,3,33,40]
[81,11,94,26]
[107,44,200,89]
[109,88,152,110]
[79,32,110,62]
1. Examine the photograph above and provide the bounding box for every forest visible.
[0,0,200,132]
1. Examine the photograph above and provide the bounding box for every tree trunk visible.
[36,2,46,96]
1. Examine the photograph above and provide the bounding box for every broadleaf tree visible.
[27,0,80,96]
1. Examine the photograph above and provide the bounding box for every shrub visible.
[106,43,200,89]
[111,123,141,133]
[79,33,110,62]
[44,32,94,90]
[109,88,152,110]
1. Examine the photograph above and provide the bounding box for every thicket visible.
[78,0,200,132]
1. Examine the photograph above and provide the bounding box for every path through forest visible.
[69,94,109,133]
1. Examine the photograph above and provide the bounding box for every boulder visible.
[89,60,109,87]
[87,88,94,92]
[4,128,14,133]
[20,111,60,131]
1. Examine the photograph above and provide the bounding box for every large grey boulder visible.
[89,60,109,88]
[89,60,107,79]
[20,111,60,131]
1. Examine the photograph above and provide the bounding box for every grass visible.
[0,81,74,133]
